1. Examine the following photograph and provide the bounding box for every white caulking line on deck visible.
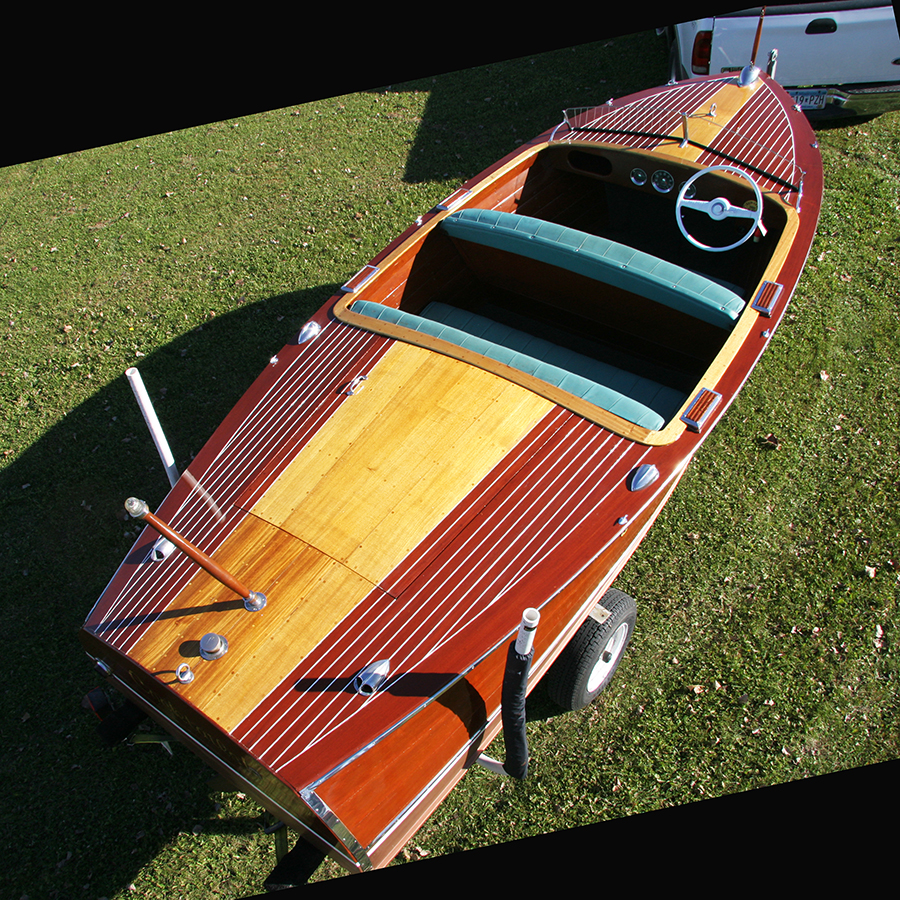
[285,422,618,748]
[137,325,375,608]
[710,95,791,171]
[235,406,575,753]
[471,439,655,611]
[393,432,634,666]
[706,88,797,184]
[592,80,725,141]
[238,407,584,756]
[232,405,571,749]
[258,418,641,767]
[377,409,573,597]
[259,429,614,763]
[227,341,378,511]
[419,435,641,658]
[99,505,249,650]
[581,80,797,183]
[337,461,684,794]
[177,323,374,519]
[102,325,360,642]
[103,325,380,650]
[266,425,653,771]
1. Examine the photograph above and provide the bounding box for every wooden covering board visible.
[129,341,552,732]
[128,514,378,732]
[249,340,554,584]
[659,81,763,163]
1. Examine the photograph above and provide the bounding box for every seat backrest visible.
[440,208,744,329]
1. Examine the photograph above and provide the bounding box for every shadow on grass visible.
[0,281,568,899]
[0,32,674,898]
[0,284,336,900]
[393,30,670,185]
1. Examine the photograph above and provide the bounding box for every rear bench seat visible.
[349,299,684,430]
[346,209,745,431]
[440,208,745,329]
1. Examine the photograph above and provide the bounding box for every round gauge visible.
[651,170,675,193]
[630,167,648,186]
[679,181,697,200]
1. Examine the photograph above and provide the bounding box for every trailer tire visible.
[545,588,636,711]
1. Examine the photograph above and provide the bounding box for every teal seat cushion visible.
[349,299,686,430]
[440,208,744,329]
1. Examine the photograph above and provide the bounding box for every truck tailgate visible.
[712,3,900,87]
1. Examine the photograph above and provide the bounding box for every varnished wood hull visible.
[80,69,822,875]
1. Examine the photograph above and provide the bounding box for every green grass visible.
[1,29,898,898]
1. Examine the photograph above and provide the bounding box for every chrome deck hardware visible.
[353,660,390,696]
[199,633,229,661]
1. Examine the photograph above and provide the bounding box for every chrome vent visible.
[353,659,390,696]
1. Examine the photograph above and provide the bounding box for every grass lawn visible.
[1,27,897,899]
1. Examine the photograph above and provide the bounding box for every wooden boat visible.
[79,44,822,884]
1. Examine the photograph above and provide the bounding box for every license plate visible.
[788,88,827,110]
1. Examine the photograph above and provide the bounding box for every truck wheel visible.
[545,588,637,711]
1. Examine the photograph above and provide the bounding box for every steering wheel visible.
[675,164,763,252]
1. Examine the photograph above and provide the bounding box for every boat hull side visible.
[305,459,688,863]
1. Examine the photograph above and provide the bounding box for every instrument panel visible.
[557,145,712,202]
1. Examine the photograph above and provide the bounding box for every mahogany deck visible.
[561,75,805,201]
[233,407,655,789]
[311,461,687,859]
[84,324,393,650]
[80,68,822,876]
[250,341,552,584]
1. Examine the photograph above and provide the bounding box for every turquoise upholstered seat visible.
[440,208,744,329]
[349,300,685,431]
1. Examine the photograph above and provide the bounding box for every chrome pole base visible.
[244,591,267,612]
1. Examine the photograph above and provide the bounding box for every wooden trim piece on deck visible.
[127,342,553,734]
[334,301,667,443]
[655,79,766,164]
[334,179,799,448]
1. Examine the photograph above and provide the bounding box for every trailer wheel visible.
[545,588,637,711]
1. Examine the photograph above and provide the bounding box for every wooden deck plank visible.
[122,341,552,734]
[130,514,379,731]
[249,341,553,585]
[654,81,764,163]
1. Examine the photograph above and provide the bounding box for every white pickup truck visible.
[665,3,900,117]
